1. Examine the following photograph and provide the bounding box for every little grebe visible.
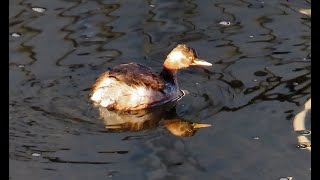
[90,44,212,111]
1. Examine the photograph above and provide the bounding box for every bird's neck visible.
[160,67,178,84]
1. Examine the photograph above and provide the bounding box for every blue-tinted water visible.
[9,0,310,179]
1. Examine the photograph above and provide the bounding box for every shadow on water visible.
[10,0,310,179]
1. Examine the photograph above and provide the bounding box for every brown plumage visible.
[91,63,165,93]
[89,44,212,111]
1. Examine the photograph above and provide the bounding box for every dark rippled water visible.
[9,0,310,179]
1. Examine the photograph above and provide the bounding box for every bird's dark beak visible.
[191,58,212,66]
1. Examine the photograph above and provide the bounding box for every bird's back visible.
[90,63,181,111]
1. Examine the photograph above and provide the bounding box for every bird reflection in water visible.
[97,102,211,137]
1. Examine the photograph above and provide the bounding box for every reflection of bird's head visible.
[98,103,212,137]
[164,119,211,137]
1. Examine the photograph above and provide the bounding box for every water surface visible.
[9,0,310,179]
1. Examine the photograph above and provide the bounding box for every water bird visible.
[90,44,212,111]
